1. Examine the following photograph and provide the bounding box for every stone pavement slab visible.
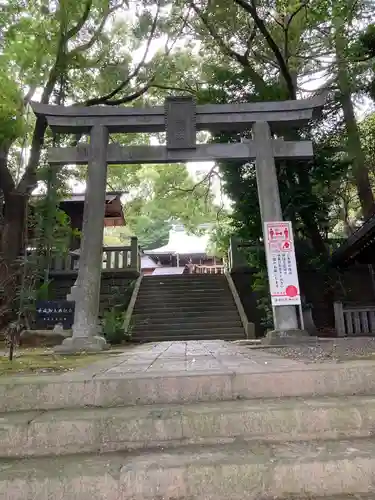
[3,340,375,412]
[63,340,303,378]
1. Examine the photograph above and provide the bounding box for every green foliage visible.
[359,24,375,100]
[107,163,220,249]
[101,309,128,345]
[360,24,375,58]
[0,70,25,144]
[207,216,235,259]
[100,279,135,344]
[360,114,375,173]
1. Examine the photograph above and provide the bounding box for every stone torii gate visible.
[31,96,324,353]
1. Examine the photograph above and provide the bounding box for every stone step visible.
[131,333,245,342]
[3,363,375,413]
[131,327,245,339]
[141,282,227,288]
[135,298,236,309]
[132,311,241,324]
[140,283,228,291]
[138,288,233,297]
[133,304,238,314]
[142,276,227,282]
[137,287,231,295]
[1,439,375,499]
[137,294,233,303]
[143,275,225,280]
[132,320,243,332]
[133,303,238,316]
[2,396,375,459]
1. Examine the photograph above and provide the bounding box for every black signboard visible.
[36,300,75,329]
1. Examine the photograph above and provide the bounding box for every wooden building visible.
[331,213,375,269]
[145,224,222,274]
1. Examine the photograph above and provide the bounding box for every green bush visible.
[101,308,129,345]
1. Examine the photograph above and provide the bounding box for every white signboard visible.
[264,221,301,306]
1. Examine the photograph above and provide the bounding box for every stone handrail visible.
[334,301,375,336]
[48,239,140,273]
[123,273,143,334]
[227,236,251,271]
[224,271,255,339]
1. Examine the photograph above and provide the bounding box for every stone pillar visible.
[253,121,309,344]
[56,125,109,353]
[130,236,139,271]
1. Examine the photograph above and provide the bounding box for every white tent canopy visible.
[141,255,161,269]
[145,225,211,256]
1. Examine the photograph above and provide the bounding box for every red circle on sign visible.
[286,285,298,297]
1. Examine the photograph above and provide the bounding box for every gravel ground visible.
[262,337,375,363]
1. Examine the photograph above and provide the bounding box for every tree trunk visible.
[335,28,374,219]
[282,131,329,259]
[1,192,27,261]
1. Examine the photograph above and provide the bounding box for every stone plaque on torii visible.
[31,95,325,353]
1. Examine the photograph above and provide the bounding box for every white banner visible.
[264,221,301,306]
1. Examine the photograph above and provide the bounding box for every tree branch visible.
[23,85,38,106]
[151,83,196,94]
[174,166,222,193]
[17,116,47,194]
[65,0,93,40]
[233,0,296,99]
[84,0,161,106]
[190,1,266,93]
[17,22,68,193]
[69,3,121,57]
[244,25,257,60]
[284,2,309,62]
[102,80,155,106]
[84,1,189,107]
[190,2,248,67]
[286,1,309,30]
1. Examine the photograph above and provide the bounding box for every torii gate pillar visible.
[253,121,311,344]
[56,125,110,353]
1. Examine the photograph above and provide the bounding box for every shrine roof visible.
[331,213,375,268]
[32,191,126,227]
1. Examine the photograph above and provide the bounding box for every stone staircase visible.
[131,274,246,342]
[2,345,375,499]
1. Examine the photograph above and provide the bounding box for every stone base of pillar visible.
[54,335,109,354]
[66,279,79,301]
[262,329,318,346]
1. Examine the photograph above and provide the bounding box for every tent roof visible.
[152,267,185,275]
[145,226,211,256]
[141,255,160,269]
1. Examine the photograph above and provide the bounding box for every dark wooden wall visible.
[232,264,375,337]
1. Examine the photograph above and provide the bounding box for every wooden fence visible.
[334,301,375,336]
[194,264,225,274]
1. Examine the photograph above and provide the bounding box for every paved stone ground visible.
[262,337,375,363]
[61,340,304,379]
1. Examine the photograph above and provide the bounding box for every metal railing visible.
[334,301,375,336]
